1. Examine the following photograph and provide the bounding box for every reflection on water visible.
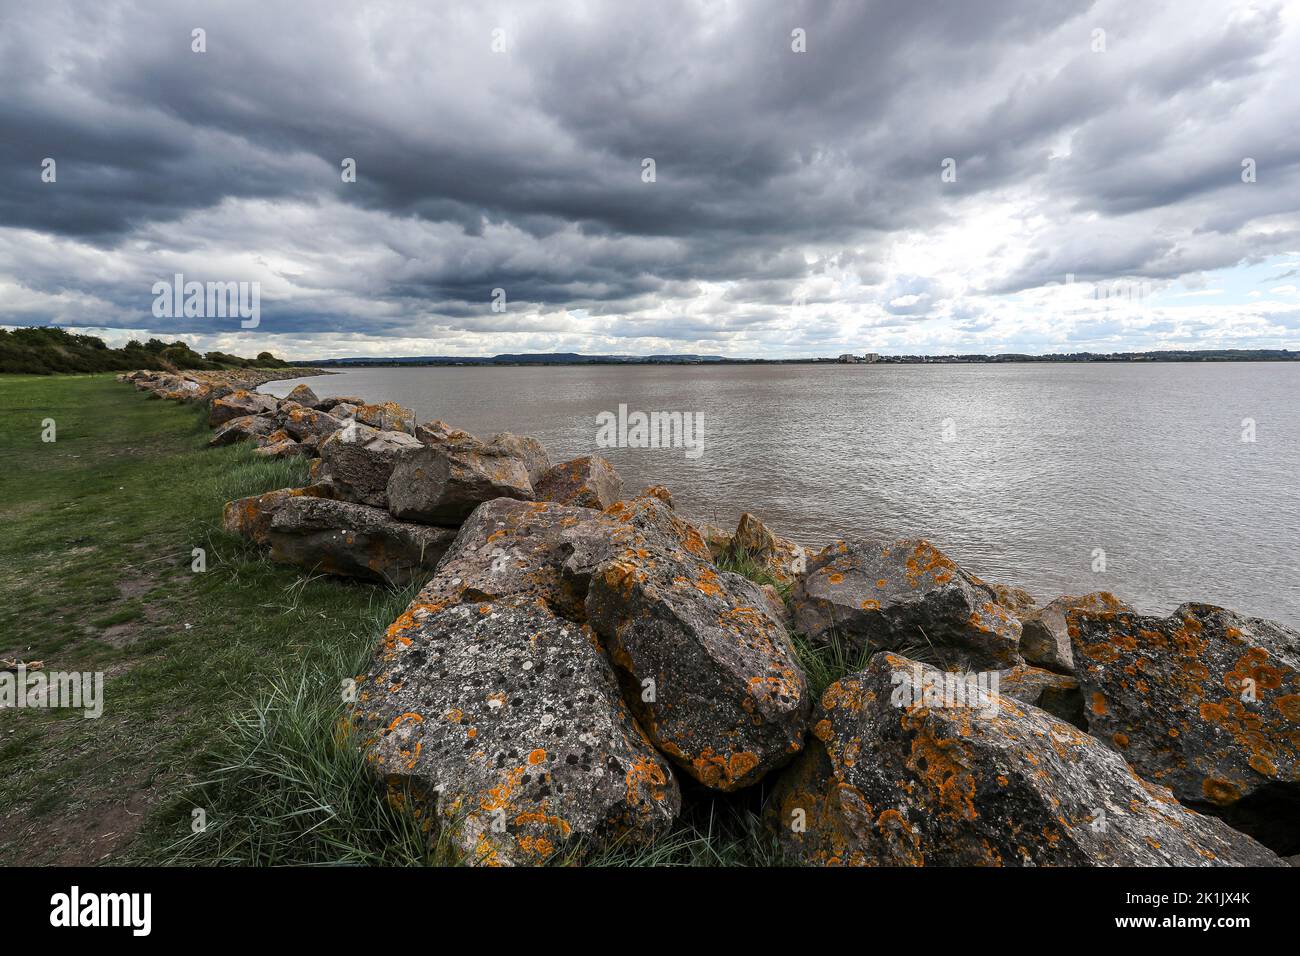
[265,362,1300,625]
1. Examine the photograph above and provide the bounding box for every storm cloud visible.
[1,0,1298,357]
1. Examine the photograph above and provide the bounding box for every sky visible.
[2,0,1299,359]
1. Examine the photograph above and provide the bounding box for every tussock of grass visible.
[713,546,793,599]
[145,589,446,866]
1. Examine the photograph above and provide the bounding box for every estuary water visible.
[263,362,1300,626]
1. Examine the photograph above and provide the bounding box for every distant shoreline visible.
[298,349,1300,368]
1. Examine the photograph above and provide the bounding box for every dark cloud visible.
[0,0,1297,354]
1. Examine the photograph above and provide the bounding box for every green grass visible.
[0,373,409,865]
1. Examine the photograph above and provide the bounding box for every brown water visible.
[264,362,1300,626]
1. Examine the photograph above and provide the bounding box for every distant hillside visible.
[0,327,291,375]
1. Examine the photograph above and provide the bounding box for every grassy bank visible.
[0,374,419,864]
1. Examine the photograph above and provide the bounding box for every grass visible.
[0,373,412,864]
[0,374,805,867]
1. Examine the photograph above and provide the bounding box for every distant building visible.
[862,352,880,363]
[838,353,860,363]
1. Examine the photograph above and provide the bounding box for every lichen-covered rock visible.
[986,583,1040,618]
[767,653,1283,866]
[488,433,552,486]
[997,663,1083,727]
[317,425,422,508]
[790,539,1022,670]
[698,521,734,560]
[253,434,305,458]
[285,383,319,406]
[222,485,334,546]
[534,456,623,511]
[267,496,455,584]
[415,419,478,446]
[314,394,365,412]
[726,512,809,584]
[208,389,277,427]
[278,403,345,443]
[585,542,810,791]
[350,595,680,865]
[600,493,712,561]
[355,401,415,434]
[1019,592,1131,674]
[639,485,674,509]
[1070,602,1300,852]
[208,414,276,447]
[387,437,533,526]
[409,498,620,621]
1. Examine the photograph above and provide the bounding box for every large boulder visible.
[488,433,552,486]
[355,401,415,434]
[267,497,455,585]
[791,539,1022,670]
[317,425,422,508]
[350,595,680,865]
[278,403,345,443]
[314,394,366,412]
[284,383,319,406]
[387,437,533,526]
[585,539,810,791]
[208,389,277,428]
[409,498,621,621]
[1018,592,1132,674]
[208,414,276,447]
[534,456,623,511]
[222,485,334,546]
[767,653,1283,866]
[1070,603,1300,852]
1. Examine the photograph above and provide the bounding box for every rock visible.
[488,433,552,486]
[355,401,415,434]
[415,419,478,446]
[387,438,533,526]
[767,653,1283,866]
[253,435,305,458]
[534,456,622,511]
[223,485,334,546]
[279,404,345,443]
[330,402,360,420]
[726,512,809,584]
[208,390,277,428]
[1070,602,1300,853]
[314,394,366,412]
[267,496,455,585]
[698,522,734,560]
[986,583,1040,617]
[285,383,319,406]
[997,663,1083,727]
[639,485,674,509]
[585,538,810,791]
[408,498,620,621]
[600,493,713,561]
[208,414,276,447]
[317,425,422,509]
[350,595,680,865]
[790,539,1022,671]
[1019,592,1131,674]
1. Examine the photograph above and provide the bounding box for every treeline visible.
[0,327,289,375]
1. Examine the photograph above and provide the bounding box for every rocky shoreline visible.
[120,368,1299,866]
